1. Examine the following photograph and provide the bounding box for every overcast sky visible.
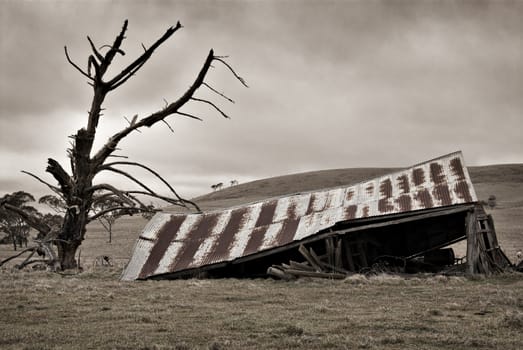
[1,0,522,202]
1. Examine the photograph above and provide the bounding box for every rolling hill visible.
[1,164,522,268]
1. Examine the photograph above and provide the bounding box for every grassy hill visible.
[1,164,522,350]
[1,164,522,267]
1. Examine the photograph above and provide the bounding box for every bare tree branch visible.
[87,183,135,207]
[190,97,231,119]
[162,119,175,133]
[100,161,179,198]
[64,46,93,81]
[175,112,203,121]
[98,161,201,212]
[107,21,182,90]
[21,171,63,198]
[203,82,235,103]
[88,206,152,222]
[213,57,249,87]
[0,247,37,267]
[125,191,200,212]
[91,49,215,168]
[86,36,104,62]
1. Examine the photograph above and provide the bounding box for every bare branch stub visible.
[191,97,231,119]
[203,82,235,104]
[213,57,249,88]
[64,46,93,81]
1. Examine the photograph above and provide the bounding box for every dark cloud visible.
[1,0,522,199]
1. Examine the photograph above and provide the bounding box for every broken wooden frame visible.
[149,203,512,280]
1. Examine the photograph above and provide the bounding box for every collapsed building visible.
[121,151,511,281]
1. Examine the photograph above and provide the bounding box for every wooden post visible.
[466,210,478,275]
[343,239,356,272]
[326,237,334,267]
[334,238,342,269]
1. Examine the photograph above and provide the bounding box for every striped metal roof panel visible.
[121,151,477,280]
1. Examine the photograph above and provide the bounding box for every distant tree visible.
[39,195,67,214]
[91,195,127,243]
[0,191,37,251]
[0,20,246,270]
[487,195,497,209]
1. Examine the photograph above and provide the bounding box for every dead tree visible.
[0,20,246,270]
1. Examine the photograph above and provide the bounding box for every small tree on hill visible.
[487,195,497,209]
[0,20,246,270]
[92,195,126,243]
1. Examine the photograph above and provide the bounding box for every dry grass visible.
[0,270,522,349]
[0,164,522,349]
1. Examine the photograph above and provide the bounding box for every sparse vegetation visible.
[0,271,521,349]
[0,164,522,348]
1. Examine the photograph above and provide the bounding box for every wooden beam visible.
[326,237,334,267]
[343,239,356,272]
[309,247,325,271]
[466,210,478,275]
[289,260,315,272]
[267,266,294,281]
[284,268,346,280]
[334,238,342,269]
[298,245,323,272]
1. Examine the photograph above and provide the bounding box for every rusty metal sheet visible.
[121,151,478,280]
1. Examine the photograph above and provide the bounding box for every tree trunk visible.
[56,239,82,270]
[56,206,89,270]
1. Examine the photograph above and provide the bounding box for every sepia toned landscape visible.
[1,164,522,349]
[1,1,522,349]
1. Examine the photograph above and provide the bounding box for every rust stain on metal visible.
[430,163,445,184]
[122,151,480,280]
[455,181,473,203]
[433,185,452,206]
[168,213,220,271]
[286,201,298,220]
[243,226,269,256]
[395,195,412,212]
[209,207,248,259]
[378,178,394,213]
[305,194,317,215]
[412,168,425,186]
[256,200,278,227]
[415,189,434,209]
[344,205,357,220]
[275,219,301,245]
[450,157,466,181]
[397,174,410,194]
[138,215,186,279]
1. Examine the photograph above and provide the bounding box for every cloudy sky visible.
[1,0,522,202]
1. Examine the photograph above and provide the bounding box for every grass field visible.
[0,164,522,349]
[0,270,521,349]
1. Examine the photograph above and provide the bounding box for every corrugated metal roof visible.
[121,151,477,280]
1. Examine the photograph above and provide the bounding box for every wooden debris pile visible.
[267,237,353,280]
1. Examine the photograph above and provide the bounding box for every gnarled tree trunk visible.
[0,19,246,271]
